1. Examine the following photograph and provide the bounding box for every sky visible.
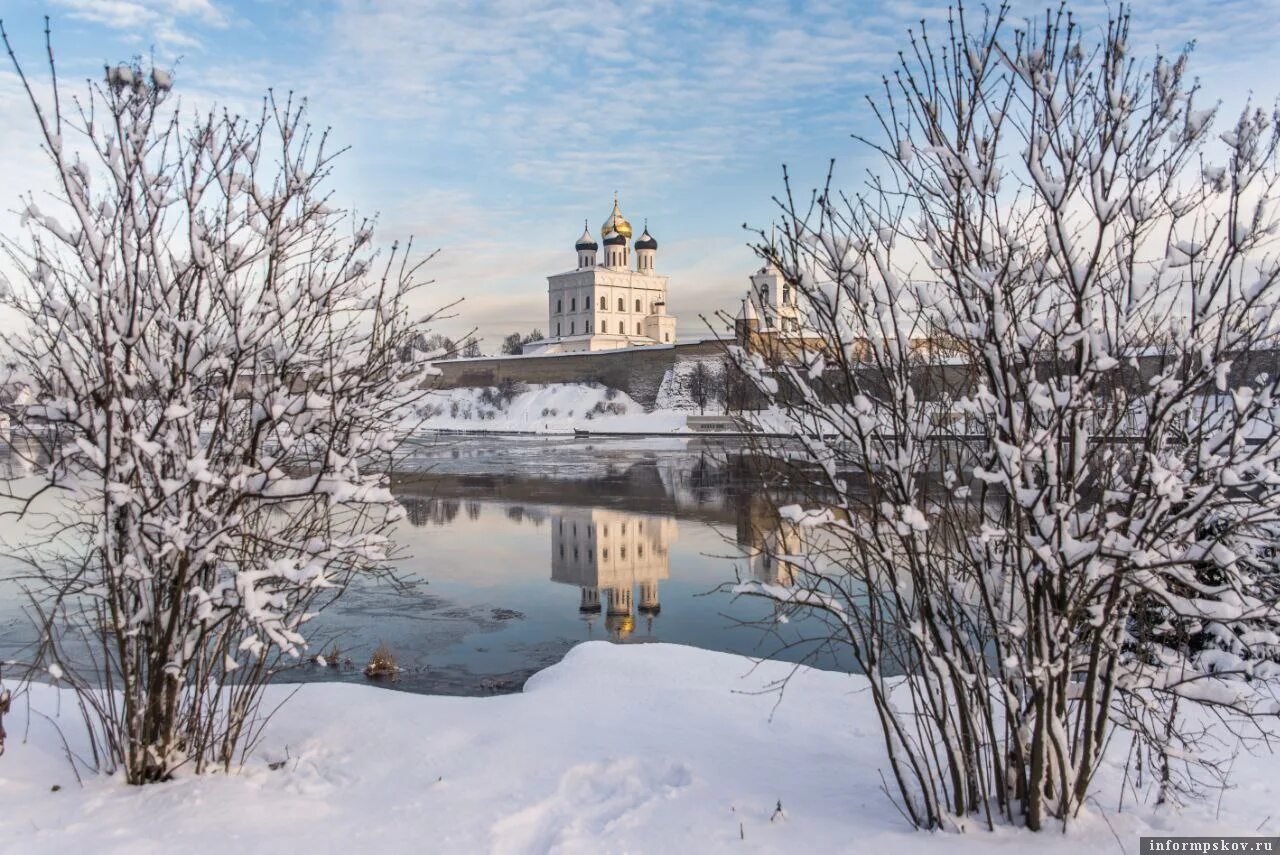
[2,0,1280,348]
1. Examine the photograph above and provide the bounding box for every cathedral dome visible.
[574,221,597,250]
[634,225,657,250]
[600,195,632,241]
[602,230,628,246]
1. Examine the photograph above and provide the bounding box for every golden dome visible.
[600,195,632,240]
[606,613,635,638]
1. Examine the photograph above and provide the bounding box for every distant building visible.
[748,257,806,333]
[525,196,678,355]
[733,257,828,360]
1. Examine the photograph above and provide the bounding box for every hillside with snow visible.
[415,382,694,433]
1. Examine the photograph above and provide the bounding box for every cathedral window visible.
[635,299,641,312]
[636,323,641,335]
[599,296,606,310]
[556,299,562,313]
[570,321,575,334]
[601,321,607,333]
[783,284,790,304]
[586,320,591,333]
[617,298,624,311]
[759,285,769,303]
[571,297,576,311]
[556,323,561,336]
[664,332,670,342]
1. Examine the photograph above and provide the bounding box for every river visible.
[0,434,850,695]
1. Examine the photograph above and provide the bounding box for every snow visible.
[414,380,800,435]
[417,383,690,434]
[3,642,1275,853]
[654,359,723,411]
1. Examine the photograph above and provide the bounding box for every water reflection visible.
[2,433,854,695]
[550,510,676,639]
[0,435,40,479]
[736,495,804,587]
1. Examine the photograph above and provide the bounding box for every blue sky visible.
[3,0,1280,346]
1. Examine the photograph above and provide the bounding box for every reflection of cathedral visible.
[550,509,677,639]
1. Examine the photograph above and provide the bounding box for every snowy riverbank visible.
[416,383,692,434]
[412,382,800,436]
[3,642,1275,853]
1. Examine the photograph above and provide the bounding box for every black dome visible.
[603,231,627,246]
[634,230,657,250]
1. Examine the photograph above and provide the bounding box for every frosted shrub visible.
[733,4,1280,832]
[586,400,627,419]
[0,39,436,783]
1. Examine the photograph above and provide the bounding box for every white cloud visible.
[49,0,227,51]
[6,0,1280,344]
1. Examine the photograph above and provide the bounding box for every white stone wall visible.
[546,268,671,347]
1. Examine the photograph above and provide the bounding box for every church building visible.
[524,196,678,355]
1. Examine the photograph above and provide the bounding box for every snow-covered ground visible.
[416,383,691,433]
[412,379,796,435]
[3,642,1275,853]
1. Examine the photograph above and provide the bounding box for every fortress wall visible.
[429,341,1280,411]
[427,340,725,407]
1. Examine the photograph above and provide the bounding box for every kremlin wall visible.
[428,339,722,408]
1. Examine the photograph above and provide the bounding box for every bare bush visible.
[687,360,721,414]
[0,35,436,783]
[731,3,1280,832]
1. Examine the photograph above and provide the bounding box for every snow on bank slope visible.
[418,383,688,433]
[4,643,1276,854]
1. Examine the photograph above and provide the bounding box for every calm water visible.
[0,435,849,695]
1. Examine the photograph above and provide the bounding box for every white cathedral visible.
[523,196,678,355]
